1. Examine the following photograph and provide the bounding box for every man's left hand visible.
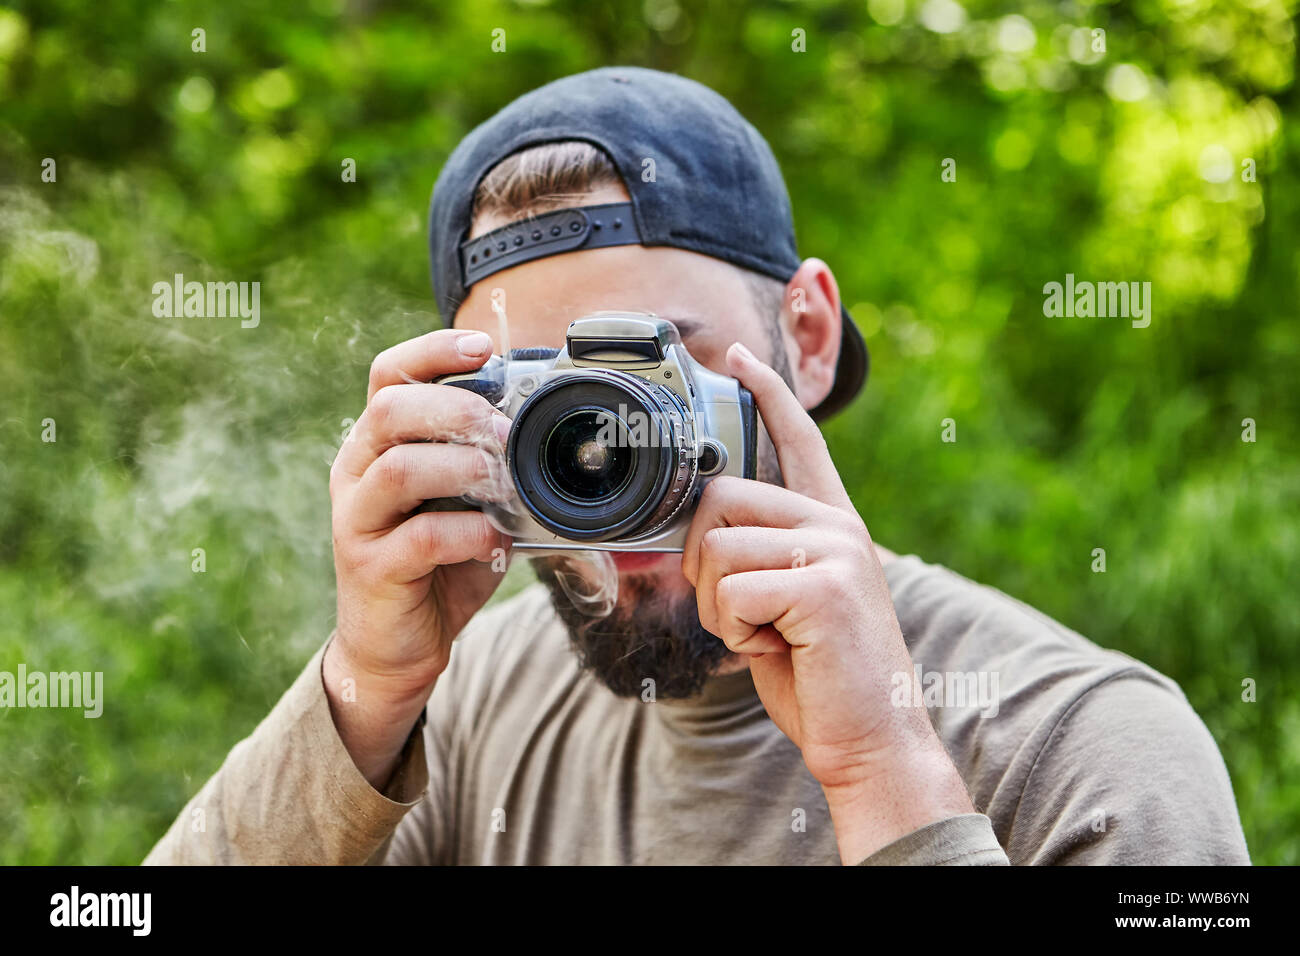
[681,341,978,864]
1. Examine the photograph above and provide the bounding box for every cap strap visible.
[460,201,640,287]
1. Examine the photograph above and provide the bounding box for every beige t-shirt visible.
[144,554,1249,865]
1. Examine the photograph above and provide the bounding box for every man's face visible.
[452,186,790,698]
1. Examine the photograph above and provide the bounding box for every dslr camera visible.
[438,313,756,552]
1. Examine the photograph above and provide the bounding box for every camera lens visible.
[542,410,635,503]
[508,371,697,542]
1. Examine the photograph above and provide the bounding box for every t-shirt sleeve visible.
[1008,674,1251,865]
[856,813,1009,866]
[142,636,430,865]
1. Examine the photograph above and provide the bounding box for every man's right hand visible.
[323,328,512,788]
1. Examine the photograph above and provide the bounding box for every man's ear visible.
[782,258,842,411]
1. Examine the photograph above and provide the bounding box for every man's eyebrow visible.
[657,314,707,338]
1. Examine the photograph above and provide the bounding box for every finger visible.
[373,510,504,584]
[725,341,852,508]
[335,383,511,480]
[710,621,788,656]
[681,476,835,584]
[690,525,819,634]
[368,328,494,402]
[349,442,512,534]
[712,569,805,654]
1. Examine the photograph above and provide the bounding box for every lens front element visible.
[543,409,636,504]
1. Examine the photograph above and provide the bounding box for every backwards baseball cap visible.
[428,66,868,420]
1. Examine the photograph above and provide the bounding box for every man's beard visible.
[531,336,791,700]
[533,558,730,699]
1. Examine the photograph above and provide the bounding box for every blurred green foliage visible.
[1,0,1297,864]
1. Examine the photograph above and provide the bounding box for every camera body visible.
[438,313,757,552]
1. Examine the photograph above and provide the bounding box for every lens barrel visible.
[508,370,697,542]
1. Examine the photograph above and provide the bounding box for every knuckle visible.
[368,352,392,394]
[699,475,736,509]
[369,387,403,434]
[441,387,488,436]
[714,573,740,613]
[712,474,742,494]
[713,595,749,648]
[332,532,367,578]
[723,626,757,653]
[468,514,495,554]
[448,401,488,445]
[410,514,445,564]
[466,446,492,484]
[368,385,399,431]
[374,446,412,490]
[700,527,728,563]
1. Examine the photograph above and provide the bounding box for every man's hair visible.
[472,140,625,221]
[471,141,790,377]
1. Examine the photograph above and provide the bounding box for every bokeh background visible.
[1,0,1297,864]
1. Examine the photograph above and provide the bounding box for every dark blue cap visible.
[428,66,867,420]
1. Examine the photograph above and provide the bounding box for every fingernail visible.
[456,332,492,357]
[493,414,513,444]
[730,341,756,363]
